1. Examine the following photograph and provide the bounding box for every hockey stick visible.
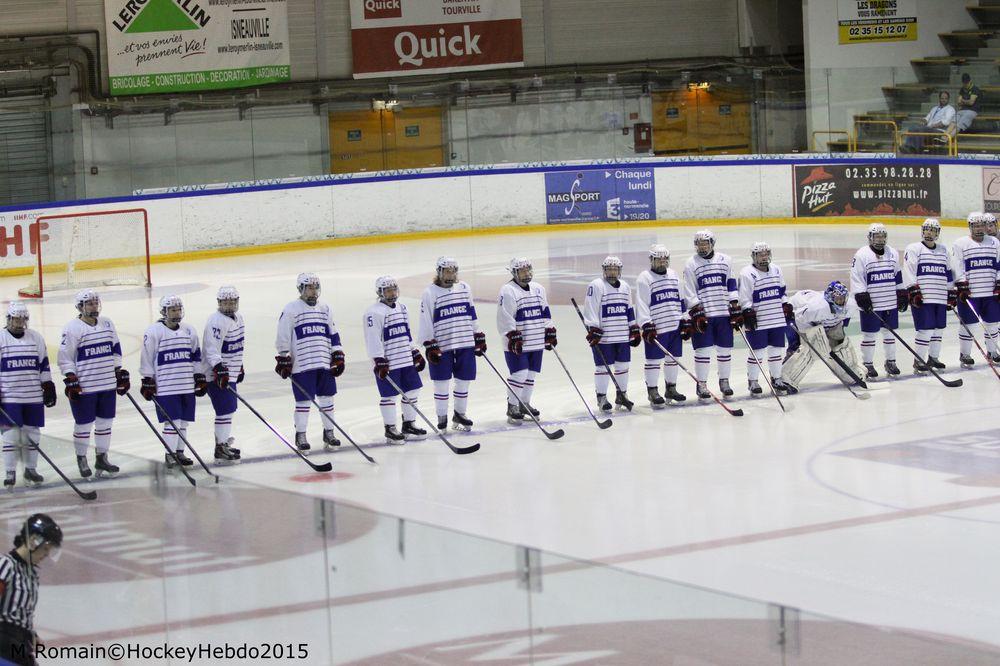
[649,338,744,417]
[382,374,480,454]
[736,326,787,413]
[0,404,97,500]
[957,299,1000,381]
[124,392,197,487]
[790,324,870,400]
[286,376,376,464]
[872,311,962,388]
[569,298,634,411]
[480,353,564,440]
[228,387,334,471]
[827,347,869,389]
[149,396,219,481]
[550,347,613,429]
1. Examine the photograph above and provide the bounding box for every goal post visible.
[18,208,151,298]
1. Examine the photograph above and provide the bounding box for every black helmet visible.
[13,514,63,549]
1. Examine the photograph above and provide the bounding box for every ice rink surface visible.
[3,222,1000,664]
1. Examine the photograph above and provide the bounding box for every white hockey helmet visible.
[649,244,670,261]
[694,229,715,257]
[921,218,941,241]
[158,295,184,324]
[509,257,533,284]
[217,285,239,315]
[967,211,985,228]
[74,289,101,317]
[750,241,771,264]
[375,275,399,304]
[602,255,623,280]
[436,256,459,286]
[6,301,29,333]
[297,272,320,291]
[868,222,888,248]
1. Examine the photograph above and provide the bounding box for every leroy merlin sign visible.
[104,0,291,95]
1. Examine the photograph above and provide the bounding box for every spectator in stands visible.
[900,90,954,153]
[948,73,981,138]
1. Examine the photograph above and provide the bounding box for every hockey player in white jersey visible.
[497,258,556,425]
[365,276,426,443]
[635,245,687,407]
[850,223,907,378]
[140,296,205,468]
[739,242,795,396]
[902,219,953,372]
[584,256,640,412]
[952,212,1000,366]
[782,281,864,389]
[202,286,244,463]
[58,290,129,479]
[681,230,741,399]
[419,257,486,432]
[275,273,345,451]
[1,302,56,490]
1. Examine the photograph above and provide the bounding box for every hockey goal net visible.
[18,208,151,298]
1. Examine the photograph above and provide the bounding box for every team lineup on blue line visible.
[2,212,999,498]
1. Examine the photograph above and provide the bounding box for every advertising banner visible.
[793,163,940,217]
[545,168,656,224]
[837,0,917,44]
[983,167,1000,214]
[105,0,291,95]
[349,0,523,79]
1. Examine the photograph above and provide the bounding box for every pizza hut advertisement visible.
[793,163,940,217]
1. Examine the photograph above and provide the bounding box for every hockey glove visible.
[331,350,346,377]
[947,288,959,310]
[854,292,874,313]
[63,373,82,401]
[641,322,658,344]
[115,368,130,396]
[237,366,245,383]
[728,300,744,330]
[688,304,708,334]
[212,363,229,389]
[896,289,909,313]
[41,381,57,408]
[373,357,390,379]
[586,326,603,347]
[956,280,971,304]
[506,330,524,354]
[908,285,923,308]
[412,349,426,372]
[474,331,488,357]
[679,319,695,341]
[424,340,443,364]
[544,327,558,350]
[742,308,757,332]
[275,355,293,379]
[193,373,209,397]
[628,324,642,348]
[140,377,156,401]
[783,302,795,324]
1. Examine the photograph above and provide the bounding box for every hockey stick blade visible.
[570,298,634,411]
[480,353,564,440]
[550,347,614,428]
[736,326,786,413]
[35,445,97,501]
[150,396,219,482]
[873,311,962,388]
[229,387,332,472]
[124,392,196,486]
[286,377,377,464]
[648,338,743,417]
[382,374,480,454]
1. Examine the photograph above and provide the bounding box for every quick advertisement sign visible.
[349,0,523,78]
[105,0,291,95]
[545,169,656,225]
[794,163,940,217]
[837,0,917,44]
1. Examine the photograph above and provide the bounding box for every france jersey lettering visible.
[0,329,50,404]
[850,245,902,311]
[903,242,952,305]
[583,278,635,344]
[951,235,1000,298]
[419,282,477,351]
[58,316,122,394]
[140,321,201,396]
[682,253,738,317]
[203,311,246,374]
[497,281,551,352]
[635,269,684,332]
[365,302,417,370]
[739,264,788,331]
[276,299,342,374]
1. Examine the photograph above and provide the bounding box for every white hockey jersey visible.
[419,282,478,351]
[202,311,245,376]
[902,241,952,306]
[140,322,201,397]
[275,299,342,374]
[739,264,788,331]
[789,290,854,332]
[583,278,635,344]
[635,268,684,333]
[682,253,738,318]
[497,281,551,352]
[850,245,902,311]
[364,301,417,371]
[951,235,1000,298]
[57,316,122,394]
[0,329,51,404]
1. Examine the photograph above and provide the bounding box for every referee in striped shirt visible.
[1,514,62,666]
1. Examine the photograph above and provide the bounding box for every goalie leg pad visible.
[830,336,866,384]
